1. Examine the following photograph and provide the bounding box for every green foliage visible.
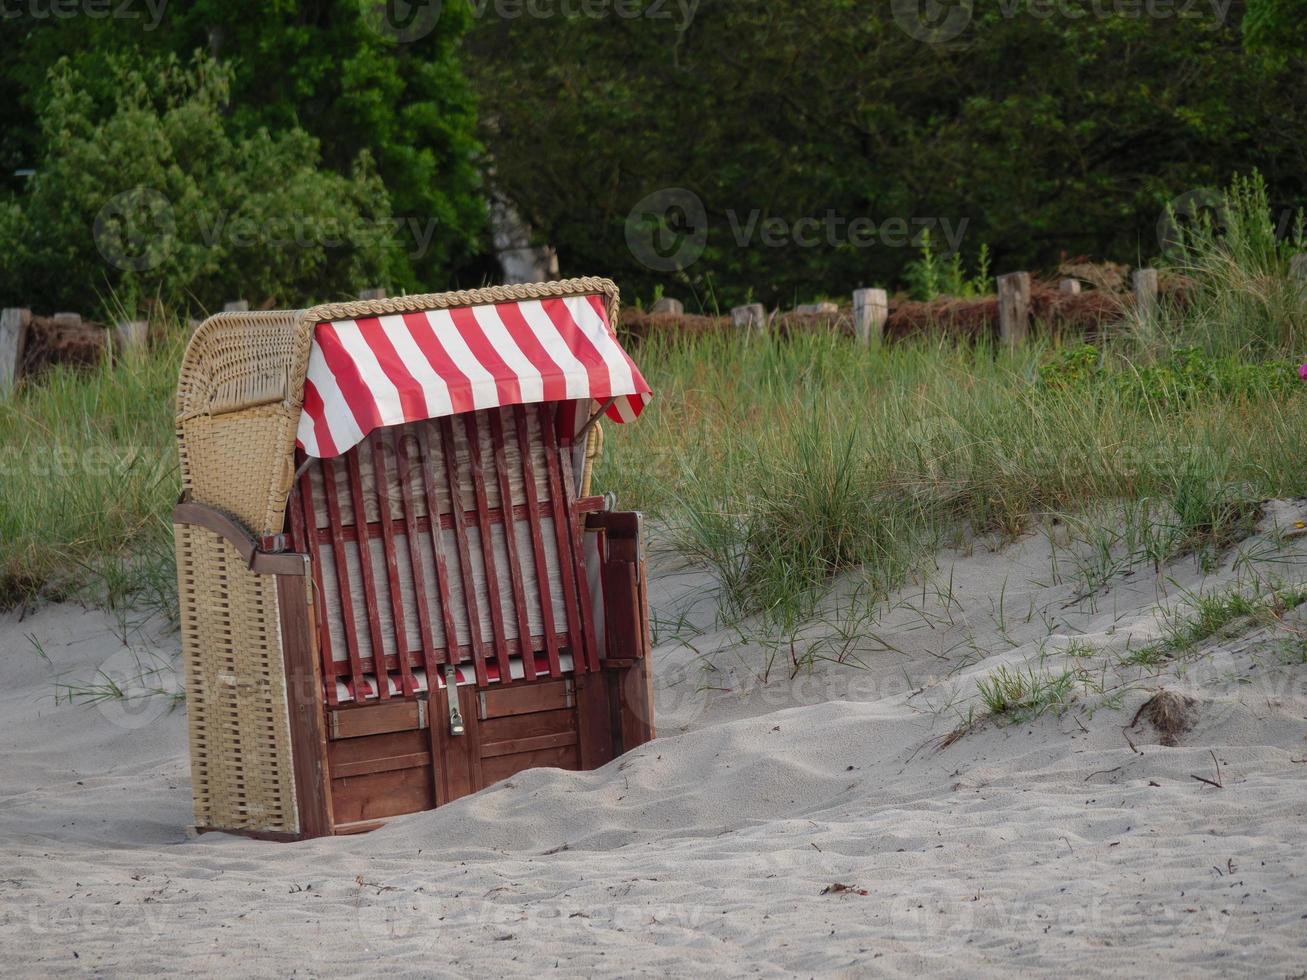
[0,0,485,305]
[1124,580,1307,665]
[0,320,184,616]
[976,665,1077,723]
[469,3,1307,307]
[1160,171,1307,355]
[593,324,1307,632]
[0,54,400,315]
[1039,344,1301,406]
[905,233,991,301]
[1243,0,1307,66]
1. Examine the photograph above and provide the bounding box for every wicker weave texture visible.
[176,523,298,834]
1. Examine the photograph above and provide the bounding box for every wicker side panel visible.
[178,403,299,534]
[177,523,299,835]
[176,310,308,538]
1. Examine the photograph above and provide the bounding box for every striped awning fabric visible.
[296,293,651,458]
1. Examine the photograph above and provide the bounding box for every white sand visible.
[4,505,1307,976]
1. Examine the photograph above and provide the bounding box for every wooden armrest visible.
[173,501,307,576]
[586,510,643,564]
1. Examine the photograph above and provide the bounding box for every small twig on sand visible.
[1085,766,1122,782]
[1190,751,1224,789]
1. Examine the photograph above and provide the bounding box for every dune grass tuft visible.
[0,326,183,621]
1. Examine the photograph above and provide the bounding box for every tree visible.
[468,0,1307,307]
[0,55,399,313]
[1,1,485,298]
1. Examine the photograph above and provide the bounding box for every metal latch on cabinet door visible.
[444,664,465,736]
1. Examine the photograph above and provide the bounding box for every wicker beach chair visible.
[173,279,654,840]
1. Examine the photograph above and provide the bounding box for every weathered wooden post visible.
[1058,279,1081,295]
[996,272,1031,344]
[1133,268,1159,317]
[114,320,149,354]
[731,303,765,331]
[852,288,889,347]
[223,300,250,313]
[651,297,684,316]
[1289,253,1307,282]
[358,288,387,301]
[0,308,30,396]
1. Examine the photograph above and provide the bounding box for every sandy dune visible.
[3,506,1307,976]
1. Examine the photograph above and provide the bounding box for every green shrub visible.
[0,54,403,317]
[1039,344,1300,407]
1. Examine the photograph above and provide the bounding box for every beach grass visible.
[0,325,183,621]
[4,178,1307,639]
[593,329,1307,634]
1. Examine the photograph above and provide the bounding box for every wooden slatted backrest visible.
[287,402,601,705]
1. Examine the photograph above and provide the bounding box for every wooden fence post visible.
[852,288,888,347]
[1290,253,1307,282]
[731,303,765,331]
[651,297,684,316]
[1058,279,1081,295]
[358,288,387,301]
[223,300,250,313]
[996,272,1031,344]
[1133,268,1159,317]
[0,308,30,396]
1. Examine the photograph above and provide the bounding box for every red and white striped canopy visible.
[296,293,651,458]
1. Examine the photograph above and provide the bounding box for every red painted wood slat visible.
[345,449,390,701]
[556,432,601,673]
[394,430,440,680]
[488,409,537,681]
[513,404,562,677]
[373,432,416,697]
[462,412,513,685]
[437,416,491,688]
[292,466,338,707]
[415,424,466,676]
[320,457,367,699]
[537,403,588,674]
